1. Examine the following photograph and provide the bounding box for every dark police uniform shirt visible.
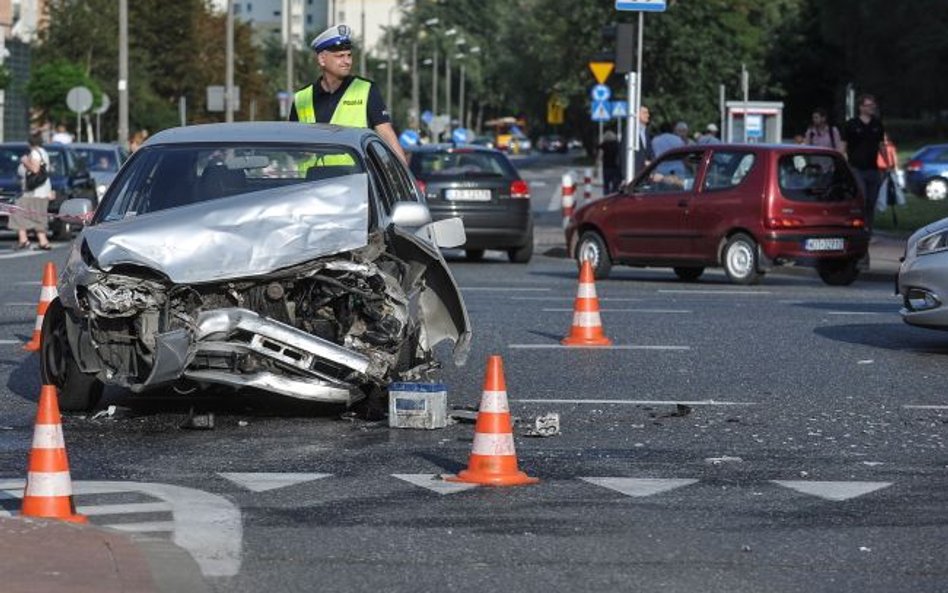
[842,116,885,171]
[288,75,390,126]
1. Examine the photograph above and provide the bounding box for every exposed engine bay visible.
[69,232,451,404]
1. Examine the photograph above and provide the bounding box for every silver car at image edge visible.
[898,216,948,328]
[43,122,471,411]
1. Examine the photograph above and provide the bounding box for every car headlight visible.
[915,229,948,256]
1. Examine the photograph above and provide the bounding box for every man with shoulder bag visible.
[10,133,53,250]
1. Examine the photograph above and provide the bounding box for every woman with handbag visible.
[9,133,53,251]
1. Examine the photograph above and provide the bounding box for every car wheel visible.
[465,249,485,261]
[817,258,860,286]
[673,266,705,282]
[722,233,761,285]
[40,300,103,412]
[508,227,534,264]
[576,231,612,279]
[924,178,948,201]
[49,220,73,241]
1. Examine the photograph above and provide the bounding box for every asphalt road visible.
[0,152,946,592]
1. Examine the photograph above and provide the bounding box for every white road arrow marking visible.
[771,480,893,501]
[218,472,332,493]
[580,477,699,497]
[0,479,242,577]
[392,474,479,495]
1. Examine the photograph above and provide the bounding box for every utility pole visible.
[432,47,438,116]
[445,52,451,135]
[359,0,366,77]
[118,0,128,148]
[411,41,419,129]
[285,0,294,100]
[225,0,235,122]
[458,62,465,132]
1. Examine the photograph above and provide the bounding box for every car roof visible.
[145,122,374,149]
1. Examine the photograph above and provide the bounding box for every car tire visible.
[817,258,860,286]
[924,178,948,201]
[673,266,705,282]
[465,249,485,261]
[40,300,104,412]
[508,227,534,264]
[576,231,612,279]
[722,233,761,285]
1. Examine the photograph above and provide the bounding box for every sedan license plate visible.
[805,238,845,251]
[445,189,491,201]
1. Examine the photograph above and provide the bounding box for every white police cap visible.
[311,24,352,53]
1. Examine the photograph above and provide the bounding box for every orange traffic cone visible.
[23,262,58,352]
[447,355,539,487]
[561,259,612,346]
[21,385,87,523]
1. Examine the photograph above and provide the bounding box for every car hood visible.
[79,174,370,284]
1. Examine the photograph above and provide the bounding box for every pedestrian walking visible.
[651,122,685,158]
[804,108,842,153]
[598,130,621,194]
[288,24,406,164]
[697,123,721,145]
[633,105,654,176]
[842,94,886,229]
[9,134,53,251]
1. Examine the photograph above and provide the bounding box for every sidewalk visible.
[0,516,209,593]
[535,223,906,282]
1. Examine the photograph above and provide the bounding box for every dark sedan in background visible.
[408,144,533,263]
[0,142,97,239]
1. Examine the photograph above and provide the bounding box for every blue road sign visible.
[452,128,472,144]
[421,110,434,125]
[591,100,611,122]
[399,129,420,147]
[611,101,628,118]
[615,0,666,11]
[590,84,611,102]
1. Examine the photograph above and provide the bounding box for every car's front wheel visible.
[40,300,103,412]
[673,266,705,282]
[817,258,860,286]
[925,178,948,201]
[722,233,761,285]
[576,231,612,279]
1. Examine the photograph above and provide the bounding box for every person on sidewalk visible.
[9,134,53,251]
[598,130,621,194]
[804,107,843,153]
[843,94,886,229]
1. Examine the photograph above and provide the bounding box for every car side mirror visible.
[416,216,466,248]
[59,198,94,225]
[391,201,432,228]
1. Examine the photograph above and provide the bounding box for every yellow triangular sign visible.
[588,61,614,84]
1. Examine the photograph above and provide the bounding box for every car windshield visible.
[778,153,856,202]
[96,143,364,222]
[409,150,516,179]
[73,147,120,172]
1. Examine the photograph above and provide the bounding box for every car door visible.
[688,149,758,260]
[610,150,704,262]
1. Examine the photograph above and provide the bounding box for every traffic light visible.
[615,23,635,74]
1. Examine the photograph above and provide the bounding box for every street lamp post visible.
[443,28,456,136]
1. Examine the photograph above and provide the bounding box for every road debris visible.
[523,413,561,437]
[181,409,214,430]
[704,456,743,466]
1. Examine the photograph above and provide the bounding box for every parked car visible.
[0,142,97,239]
[70,142,128,201]
[41,123,471,412]
[507,134,532,155]
[408,143,533,263]
[897,217,948,329]
[536,134,567,153]
[565,144,870,285]
[904,144,948,201]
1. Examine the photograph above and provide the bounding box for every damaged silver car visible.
[42,123,471,412]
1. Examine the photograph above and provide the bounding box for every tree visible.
[27,60,102,126]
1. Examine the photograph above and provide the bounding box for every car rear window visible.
[777,153,857,202]
[409,150,516,179]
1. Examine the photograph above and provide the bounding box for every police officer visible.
[289,24,407,164]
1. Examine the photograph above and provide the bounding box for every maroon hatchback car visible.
[565,144,870,285]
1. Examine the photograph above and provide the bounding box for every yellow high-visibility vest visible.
[293,78,371,170]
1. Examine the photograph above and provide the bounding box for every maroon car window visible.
[634,152,702,194]
[704,152,755,191]
[778,153,857,202]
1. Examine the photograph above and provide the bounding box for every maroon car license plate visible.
[804,238,845,251]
